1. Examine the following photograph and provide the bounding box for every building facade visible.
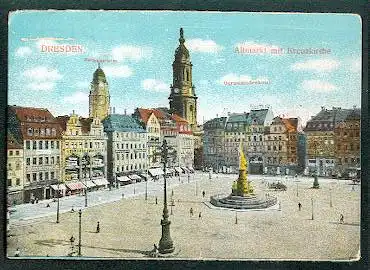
[172,114,194,168]
[334,108,360,177]
[246,108,274,174]
[224,113,249,171]
[304,107,350,177]
[9,106,63,202]
[169,28,198,130]
[89,65,110,121]
[103,114,148,185]
[133,108,162,169]
[203,117,227,171]
[56,111,108,193]
[7,132,24,205]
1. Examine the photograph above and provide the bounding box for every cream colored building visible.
[7,133,24,205]
[103,114,148,185]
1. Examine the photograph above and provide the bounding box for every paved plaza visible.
[7,172,360,260]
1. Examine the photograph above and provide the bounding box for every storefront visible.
[65,182,85,196]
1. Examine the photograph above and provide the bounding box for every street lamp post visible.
[296,182,299,197]
[78,209,82,256]
[157,140,175,254]
[56,180,60,223]
[311,198,314,220]
[313,141,320,189]
[329,188,333,207]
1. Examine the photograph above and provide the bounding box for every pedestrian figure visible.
[202,190,205,198]
[70,235,75,245]
[198,212,202,219]
[122,193,125,198]
[190,207,194,217]
[278,202,281,210]
[35,198,39,204]
[155,197,158,205]
[14,248,20,257]
[298,202,302,211]
[71,206,75,213]
[352,185,355,191]
[46,203,50,208]
[153,244,158,257]
[171,189,174,197]
[340,214,344,224]
[96,221,100,233]
[188,174,190,183]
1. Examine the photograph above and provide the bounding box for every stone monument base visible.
[210,193,277,210]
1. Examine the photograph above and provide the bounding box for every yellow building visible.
[7,132,24,205]
[89,65,110,121]
[56,111,108,194]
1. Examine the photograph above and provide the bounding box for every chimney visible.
[124,109,127,115]
[113,107,116,114]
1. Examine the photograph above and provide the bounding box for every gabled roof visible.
[282,118,298,133]
[247,109,269,125]
[227,113,249,123]
[103,114,146,133]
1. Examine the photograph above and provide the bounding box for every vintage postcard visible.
[6,11,361,261]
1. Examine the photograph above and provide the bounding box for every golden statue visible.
[234,143,253,196]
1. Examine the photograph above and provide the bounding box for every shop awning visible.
[128,174,142,181]
[187,167,195,173]
[65,182,85,190]
[117,176,131,182]
[148,168,164,177]
[175,167,183,173]
[181,167,190,173]
[50,184,67,191]
[83,181,96,188]
[92,178,109,186]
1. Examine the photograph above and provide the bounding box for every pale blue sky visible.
[8,11,362,124]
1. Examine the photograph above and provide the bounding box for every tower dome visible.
[175,28,190,60]
[92,64,107,83]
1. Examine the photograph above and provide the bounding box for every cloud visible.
[301,80,337,92]
[15,46,32,57]
[103,65,133,78]
[27,82,55,91]
[141,79,169,92]
[23,66,63,81]
[217,73,270,85]
[348,58,361,73]
[185,39,223,53]
[111,45,152,61]
[63,91,89,104]
[291,59,340,72]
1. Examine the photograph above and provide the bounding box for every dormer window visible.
[34,128,39,136]
[27,128,33,136]
[40,129,45,136]
[46,128,51,136]
[51,128,56,136]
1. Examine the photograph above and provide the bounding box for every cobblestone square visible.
[7,173,360,261]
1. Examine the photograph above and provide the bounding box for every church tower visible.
[169,28,198,130]
[89,64,110,120]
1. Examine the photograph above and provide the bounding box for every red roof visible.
[282,118,298,133]
[11,106,63,140]
[136,108,154,124]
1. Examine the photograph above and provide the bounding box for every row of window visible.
[8,162,21,170]
[26,140,60,150]
[26,156,60,166]
[116,163,147,173]
[116,152,146,160]
[65,141,105,149]
[8,150,21,156]
[26,171,56,182]
[27,127,57,137]
[7,178,21,187]
[115,143,146,150]
[116,132,146,139]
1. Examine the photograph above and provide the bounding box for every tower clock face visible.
[174,88,179,93]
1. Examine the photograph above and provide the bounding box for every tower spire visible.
[98,62,101,68]
[179,27,185,44]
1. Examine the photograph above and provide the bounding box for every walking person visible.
[298,202,302,211]
[96,221,100,233]
[14,248,20,257]
[188,173,190,183]
[198,212,202,219]
[202,190,205,198]
[155,197,158,205]
[339,214,344,224]
[190,207,194,217]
